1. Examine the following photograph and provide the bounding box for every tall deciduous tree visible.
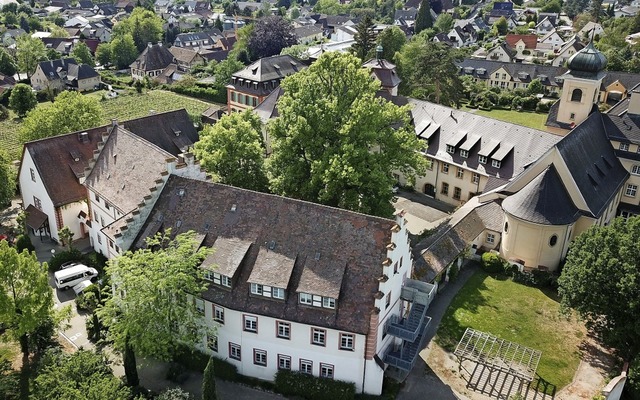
[247,16,297,60]
[71,42,94,67]
[32,349,131,400]
[267,52,426,217]
[396,38,464,107]
[9,83,37,118]
[113,7,163,52]
[213,57,243,93]
[0,47,16,76]
[202,356,217,400]
[558,217,640,362]
[0,241,56,364]
[376,26,407,60]
[95,43,112,67]
[351,14,376,61]
[98,231,211,384]
[194,111,269,192]
[0,149,15,207]
[434,12,454,33]
[111,34,139,69]
[19,91,102,142]
[16,34,47,78]
[415,0,433,34]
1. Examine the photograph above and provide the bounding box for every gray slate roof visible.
[37,58,78,81]
[502,165,580,225]
[457,58,567,87]
[130,43,175,72]
[132,175,397,335]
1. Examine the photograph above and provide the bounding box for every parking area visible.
[393,190,456,235]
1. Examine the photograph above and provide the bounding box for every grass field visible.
[435,272,584,392]
[0,90,220,161]
[461,106,550,131]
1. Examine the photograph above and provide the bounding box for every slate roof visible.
[132,175,397,335]
[294,25,323,39]
[555,112,628,218]
[119,109,198,156]
[457,58,567,86]
[130,43,175,72]
[229,55,305,96]
[84,126,174,214]
[410,98,562,184]
[394,9,417,21]
[67,63,99,80]
[502,165,580,225]
[362,58,401,89]
[253,86,283,123]
[37,58,78,80]
[202,237,253,277]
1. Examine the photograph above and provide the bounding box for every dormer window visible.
[478,155,488,164]
[250,283,286,300]
[299,292,335,309]
[204,271,231,287]
[460,149,469,158]
[491,159,501,168]
[446,145,455,154]
[620,143,630,151]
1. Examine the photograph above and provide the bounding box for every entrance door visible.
[424,183,436,197]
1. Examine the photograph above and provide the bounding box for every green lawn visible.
[0,89,220,162]
[435,271,584,392]
[461,107,550,131]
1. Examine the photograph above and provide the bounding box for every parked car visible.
[60,261,79,269]
[72,279,94,296]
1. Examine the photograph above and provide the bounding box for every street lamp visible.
[51,249,55,258]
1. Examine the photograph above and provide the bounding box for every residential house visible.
[115,0,134,13]
[332,25,358,42]
[124,173,436,394]
[1,29,26,46]
[485,43,516,63]
[535,15,556,34]
[169,46,207,72]
[504,34,537,60]
[577,21,604,40]
[486,2,517,26]
[130,43,176,81]
[174,31,221,49]
[30,58,90,92]
[17,110,200,244]
[616,5,640,17]
[539,29,564,52]
[447,25,476,47]
[294,25,324,45]
[94,3,117,15]
[0,73,15,95]
[433,33,455,46]
[226,54,305,113]
[551,36,583,67]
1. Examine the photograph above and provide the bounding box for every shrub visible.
[75,283,99,311]
[448,263,459,282]
[521,96,539,111]
[512,270,536,285]
[481,252,504,273]
[84,252,108,275]
[536,102,551,113]
[15,234,35,253]
[168,85,226,104]
[0,105,8,121]
[47,248,84,272]
[274,370,356,400]
[172,345,238,381]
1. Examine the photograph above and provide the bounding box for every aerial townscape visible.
[1,0,640,399]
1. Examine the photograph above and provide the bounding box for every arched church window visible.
[570,88,582,102]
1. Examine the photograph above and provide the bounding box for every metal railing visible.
[400,279,436,307]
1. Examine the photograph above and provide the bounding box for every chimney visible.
[111,118,118,127]
[628,90,640,116]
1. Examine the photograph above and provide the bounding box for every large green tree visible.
[247,16,297,60]
[396,38,464,107]
[32,349,131,400]
[71,42,94,67]
[558,217,640,362]
[351,15,376,61]
[0,241,56,363]
[113,7,163,52]
[110,34,139,69]
[434,12,454,33]
[9,83,37,118]
[0,47,16,76]
[95,43,112,67]
[194,111,269,192]
[415,0,433,34]
[0,149,15,207]
[376,26,406,61]
[19,91,102,142]
[267,52,426,218]
[16,34,46,78]
[98,231,211,385]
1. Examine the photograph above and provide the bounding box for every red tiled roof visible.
[505,34,537,49]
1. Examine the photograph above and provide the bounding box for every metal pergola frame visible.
[453,328,542,382]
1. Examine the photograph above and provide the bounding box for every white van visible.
[54,264,98,290]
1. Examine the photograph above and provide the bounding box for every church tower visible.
[555,41,607,127]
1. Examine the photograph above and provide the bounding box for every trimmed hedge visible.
[172,345,238,381]
[168,85,226,104]
[274,370,356,400]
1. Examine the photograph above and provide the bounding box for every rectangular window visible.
[250,283,263,296]
[97,234,102,245]
[272,287,285,299]
[207,335,218,352]
[213,305,224,324]
[453,187,462,200]
[486,233,495,244]
[456,167,464,179]
[633,165,640,175]
[320,363,334,379]
[446,145,455,154]
[339,333,354,351]
[195,298,205,315]
[254,349,267,366]
[491,159,501,168]
[472,172,480,184]
[277,321,290,339]
[625,184,637,197]
[478,155,487,164]
[243,315,257,333]
[441,182,449,195]
[94,192,100,202]
[385,292,391,308]
[299,293,313,305]
[322,297,335,309]
[30,168,36,182]
[300,359,313,374]
[278,355,291,370]
[311,328,326,346]
[441,163,449,173]
[620,143,630,151]
[105,202,110,210]
[33,196,42,210]
[229,343,241,360]
[460,149,468,158]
